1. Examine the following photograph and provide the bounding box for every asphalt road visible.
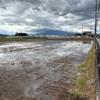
[96,38,100,52]
[95,38,100,100]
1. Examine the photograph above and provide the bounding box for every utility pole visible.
[94,0,98,36]
[94,0,100,36]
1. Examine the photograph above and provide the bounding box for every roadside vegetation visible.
[73,43,96,100]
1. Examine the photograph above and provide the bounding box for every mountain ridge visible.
[32,29,75,36]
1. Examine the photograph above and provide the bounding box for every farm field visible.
[0,40,92,100]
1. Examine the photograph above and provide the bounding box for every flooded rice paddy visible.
[0,40,92,100]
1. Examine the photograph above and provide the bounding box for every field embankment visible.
[74,43,96,100]
[0,37,94,42]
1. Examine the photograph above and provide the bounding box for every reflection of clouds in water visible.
[82,44,92,53]
[54,42,92,57]
[0,42,42,53]
[0,41,92,69]
[0,54,5,58]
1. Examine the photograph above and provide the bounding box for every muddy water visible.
[0,41,92,100]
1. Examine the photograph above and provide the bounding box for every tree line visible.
[15,32,28,36]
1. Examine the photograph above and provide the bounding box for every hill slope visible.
[34,29,75,36]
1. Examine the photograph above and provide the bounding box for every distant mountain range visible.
[33,29,75,36]
[0,29,76,36]
[0,34,9,36]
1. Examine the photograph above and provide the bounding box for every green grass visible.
[78,43,95,80]
[75,42,96,99]
[73,90,85,99]
[76,77,86,90]
[0,37,49,42]
[78,64,87,73]
[0,37,94,42]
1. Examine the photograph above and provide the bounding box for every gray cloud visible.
[0,0,96,33]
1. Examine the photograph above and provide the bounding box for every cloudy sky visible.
[0,0,97,34]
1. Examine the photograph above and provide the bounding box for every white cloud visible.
[0,0,97,34]
[25,19,33,23]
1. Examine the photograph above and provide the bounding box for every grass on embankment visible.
[0,37,94,42]
[0,37,49,42]
[74,43,96,100]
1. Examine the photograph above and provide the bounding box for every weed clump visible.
[73,90,85,99]
[76,78,86,90]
